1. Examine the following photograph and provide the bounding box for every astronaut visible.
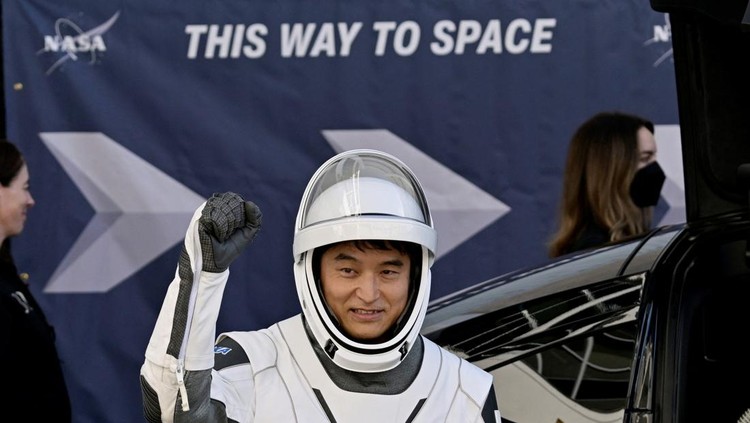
[140,149,500,422]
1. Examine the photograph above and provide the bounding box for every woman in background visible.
[0,139,71,420]
[549,112,666,258]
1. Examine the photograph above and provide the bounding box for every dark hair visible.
[0,140,24,187]
[0,140,27,265]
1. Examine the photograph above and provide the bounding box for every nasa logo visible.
[38,11,120,75]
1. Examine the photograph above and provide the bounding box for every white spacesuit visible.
[140,149,500,422]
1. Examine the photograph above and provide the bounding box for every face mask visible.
[630,161,666,207]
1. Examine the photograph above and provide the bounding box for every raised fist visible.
[197,192,262,272]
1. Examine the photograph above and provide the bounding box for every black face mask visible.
[630,161,666,207]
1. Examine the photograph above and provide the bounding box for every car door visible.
[629,213,750,423]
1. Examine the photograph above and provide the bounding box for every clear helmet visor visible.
[293,150,436,259]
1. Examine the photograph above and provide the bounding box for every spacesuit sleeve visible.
[139,204,232,423]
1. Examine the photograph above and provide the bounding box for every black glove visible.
[197,192,263,273]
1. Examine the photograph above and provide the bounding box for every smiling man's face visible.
[319,241,411,342]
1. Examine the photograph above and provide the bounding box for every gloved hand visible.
[197,192,262,272]
[198,192,263,273]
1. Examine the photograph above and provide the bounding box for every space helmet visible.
[293,149,437,372]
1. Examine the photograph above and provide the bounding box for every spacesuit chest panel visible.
[253,315,485,422]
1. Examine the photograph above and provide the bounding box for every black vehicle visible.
[423,3,750,423]
[424,215,750,422]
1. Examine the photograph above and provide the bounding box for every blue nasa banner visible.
[2,1,679,421]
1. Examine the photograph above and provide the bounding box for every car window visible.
[517,322,636,412]
[426,274,646,423]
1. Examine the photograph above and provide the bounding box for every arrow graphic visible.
[39,132,204,293]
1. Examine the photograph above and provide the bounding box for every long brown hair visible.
[548,112,655,258]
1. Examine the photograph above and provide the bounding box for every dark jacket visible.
[0,256,71,421]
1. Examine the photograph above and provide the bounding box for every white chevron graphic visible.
[321,129,511,259]
[39,132,205,293]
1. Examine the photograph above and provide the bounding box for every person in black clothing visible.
[0,140,71,420]
[548,112,667,258]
